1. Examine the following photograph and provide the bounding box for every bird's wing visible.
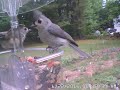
[0,31,8,35]
[7,29,20,39]
[48,24,78,47]
[0,31,9,39]
[0,29,18,40]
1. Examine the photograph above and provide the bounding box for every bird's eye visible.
[38,20,42,24]
[24,28,27,30]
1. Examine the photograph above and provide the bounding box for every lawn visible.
[58,39,120,90]
[0,39,120,90]
[24,39,120,90]
[24,39,120,60]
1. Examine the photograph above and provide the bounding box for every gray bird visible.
[33,10,91,58]
[0,24,30,50]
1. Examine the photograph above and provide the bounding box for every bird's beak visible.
[28,24,37,29]
[31,23,37,28]
[28,29,31,32]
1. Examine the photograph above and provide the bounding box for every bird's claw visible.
[46,46,54,53]
[46,46,59,54]
[46,46,51,51]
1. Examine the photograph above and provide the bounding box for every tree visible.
[0,17,10,32]
[98,0,120,30]
[83,0,102,34]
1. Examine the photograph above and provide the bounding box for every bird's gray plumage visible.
[0,25,30,50]
[33,10,91,58]
[48,24,78,47]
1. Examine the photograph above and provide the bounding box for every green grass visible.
[117,52,120,61]
[77,40,120,52]
[60,66,120,90]
[93,69,118,84]
[0,39,120,90]
[60,39,120,67]
[55,39,120,90]
[24,39,120,55]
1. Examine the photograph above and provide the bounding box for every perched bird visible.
[0,24,30,50]
[33,10,91,58]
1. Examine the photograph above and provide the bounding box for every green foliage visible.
[0,17,10,31]
[83,0,102,34]
[98,1,120,30]
[1,0,120,41]
[41,3,60,23]
[85,35,98,39]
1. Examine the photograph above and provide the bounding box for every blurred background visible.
[0,0,120,90]
[0,0,120,43]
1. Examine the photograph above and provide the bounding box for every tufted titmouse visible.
[0,24,30,50]
[33,10,91,58]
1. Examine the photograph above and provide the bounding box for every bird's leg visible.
[46,46,59,54]
[46,46,54,53]
[52,45,62,53]
[53,47,59,52]
[46,46,52,51]
[10,48,15,53]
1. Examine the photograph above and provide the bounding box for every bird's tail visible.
[0,32,7,35]
[0,32,7,39]
[69,44,91,59]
